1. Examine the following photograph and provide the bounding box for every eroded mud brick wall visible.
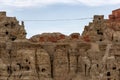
[0,9,120,80]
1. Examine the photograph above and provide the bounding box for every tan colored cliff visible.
[0,9,120,80]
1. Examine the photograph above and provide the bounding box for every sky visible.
[0,0,120,38]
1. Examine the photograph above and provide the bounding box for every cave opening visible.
[41,68,46,72]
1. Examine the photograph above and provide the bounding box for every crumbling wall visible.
[0,12,26,41]
[0,9,120,80]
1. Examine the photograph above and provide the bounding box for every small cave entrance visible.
[41,68,46,72]
[5,23,9,27]
[99,39,103,41]
[115,40,118,42]
[26,59,28,62]
[112,67,116,70]
[11,36,17,41]
[107,72,111,76]
[98,18,101,20]
[97,30,103,35]
[6,31,9,35]
[97,64,99,67]
[25,59,31,64]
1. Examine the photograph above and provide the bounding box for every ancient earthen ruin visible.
[0,9,120,80]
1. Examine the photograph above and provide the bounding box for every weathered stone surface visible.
[0,9,120,80]
[29,33,66,43]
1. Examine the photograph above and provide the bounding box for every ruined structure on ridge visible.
[0,9,120,80]
[0,11,26,41]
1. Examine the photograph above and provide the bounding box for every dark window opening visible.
[16,63,20,65]
[11,36,16,41]
[107,72,111,76]
[21,66,24,69]
[97,64,99,67]
[5,23,9,27]
[97,30,100,32]
[97,30,103,35]
[119,69,120,71]
[26,59,28,62]
[98,18,101,20]
[111,35,113,41]
[100,32,103,35]
[116,40,118,42]
[99,39,103,41]
[112,67,116,70]
[6,31,9,35]
[41,68,46,72]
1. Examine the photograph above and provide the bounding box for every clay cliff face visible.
[0,9,120,80]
